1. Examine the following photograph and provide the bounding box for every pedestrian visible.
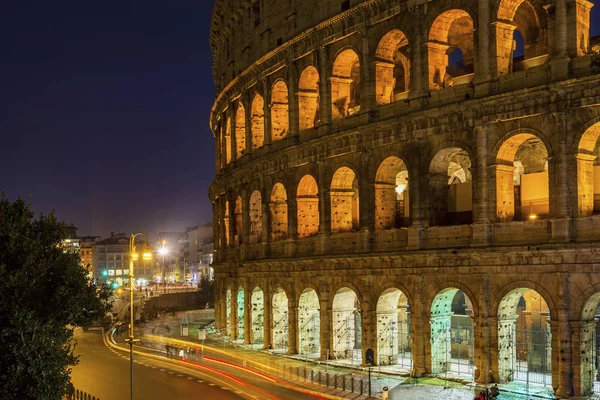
[179,348,185,359]
[490,384,499,398]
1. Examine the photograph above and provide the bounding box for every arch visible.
[496,0,548,75]
[376,288,412,368]
[375,29,411,104]
[430,287,475,378]
[375,156,410,229]
[427,9,475,89]
[579,291,600,395]
[330,167,360,233]
[271,80,289,141]
[575,122,600,216]
[297,174,319,238]
[332,287,362,362]
[495,133,549,221]
[235,103,246,158]
[298,288,320,356]
[237,286,245,341]
[250,286,265,346]
[224,116,232,164]
[234,196,243,246]
[226,287,232,337]
[249,190,263,244]
[298,66,320,130]
[331,48,361,120]
[269,183,288,241]
[272,287,289,352]
[497,288,552,385]
[251,94,265,149]
[428,147,473,226]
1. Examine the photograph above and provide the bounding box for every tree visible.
[0,197,113,400]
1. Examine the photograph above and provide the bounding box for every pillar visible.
[287,63,300,138]
[409,26,428,99]
[317,47,332,125]
[288,301,299,355]
[320,301,332,360]
[244,95,253,154]
[429,173,449,226]
[492,21,517,77]
[360,30,375,111]
[244,287,252,345]
[361,303,376,366]
[495,164,515,221]
[551,113,572,242]
[263,286,272,349]
[230,285,238,340]
[572,319,597,397]
[551,0,570,80]
[566,0,594,58]
[476,0,492,83]
[555,274,574,398]
[262,78,273,146]
[575,153,596,217]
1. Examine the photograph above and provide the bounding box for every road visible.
[71,330,323,400]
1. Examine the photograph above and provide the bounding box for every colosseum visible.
[208,0,600,397]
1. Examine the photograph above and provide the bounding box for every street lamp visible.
[158,241,169,294]
[125,233,152,400]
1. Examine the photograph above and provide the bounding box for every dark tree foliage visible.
[198,276,214,306]
[0,197,113,400]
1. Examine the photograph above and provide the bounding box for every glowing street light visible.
[125,232,152,400]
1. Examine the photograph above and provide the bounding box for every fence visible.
[64,388,100,400]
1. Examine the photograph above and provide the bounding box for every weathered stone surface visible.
[210,1,600,398]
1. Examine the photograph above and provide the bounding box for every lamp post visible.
[158,241,168,294]
[125,233,152,400]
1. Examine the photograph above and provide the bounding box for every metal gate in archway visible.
[377,319,412,369]
[509,324,552,386]
[432,317,474,379]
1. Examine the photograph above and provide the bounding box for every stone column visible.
[571,319,597,397]
[244,287,252,344]
[575,153,596,217]
[428,173,449,226]
[550,319,560,393]
[214,280,222,330]
[287,63,300,138]
[317,47,332,126]
[287,301,299,355]
[263,286,272,349]
[494,164,515,222]
[361,303,376,366]
[425,41,449,91]
[320,301,333,360]
[262,78,273,146]
[360,30,375,112]
[551,113,572,242]
[359,162,375,232]
[492,21,517,77]
[244,95,253,154]
[476,0,492,83]
[566,0,594,58]
[286,197,298,257]
[228,193,237,249]
[214,122,222,173]
[555,274,574,398]
[218,196,227,254]
[230,108,237,164]
[551,0,570,80]
[261,200,270,258]
[474,275,493,384]
[413,311,430,376]
[231,285,239,340]
[409,25,428,102]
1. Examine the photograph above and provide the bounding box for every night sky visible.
[1,2,599,239]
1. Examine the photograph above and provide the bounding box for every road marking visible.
[168,371,174,375]
[208,383,215,387]
[159,368,165,372]
[221,387,228,391]
[197,380,204,383]
[235,391,243,394]
[186,377,193,380]
[176,374,183,377]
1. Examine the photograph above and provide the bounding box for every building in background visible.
[184,224,213,283]
[157,232,187,283]
[79,235,101,279]
[93,232,153,287]
[60,225,80,252]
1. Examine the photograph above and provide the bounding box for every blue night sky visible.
[1,2,599,239]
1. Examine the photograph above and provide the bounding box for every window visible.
[108,254,114,261]
[116,270,122,276]
[108,270,115,276]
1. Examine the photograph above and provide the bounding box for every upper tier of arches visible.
[213,0,597,168]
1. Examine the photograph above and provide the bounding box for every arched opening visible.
[376,288,412,369]
[235,103,246,158]
[270,183,288,241]
[428,9,475,89]
[271,81,289,141]
[332,287,362,363]
[226,288,232,337]
[297,175,319,238]
[330,167,360,233]
[298,66,320,130]
[331,49,361,120]
[576,122,600,217]
[272,287,289,352]
[429,148,473,226]
[251,287,265,347]
[579,292,600,395]
[298,288,320,356]
[496,0,549,75]
[224,117,232,164]
[375,156,410,229]
[237,287,245,341]
[251,94,265,149]
[375,30,410,105]
[498,289,551,386]
[234,196,243,246]
[430,288,475,379]
[249,190,263,244]
[496,134,549,222]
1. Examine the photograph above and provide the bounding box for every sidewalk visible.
[135,310,558,400]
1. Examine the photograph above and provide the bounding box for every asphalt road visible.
[71,330,322,400]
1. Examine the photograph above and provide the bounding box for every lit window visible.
[108,270,115,276]
[116,270,122,276]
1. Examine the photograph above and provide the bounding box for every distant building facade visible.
[93,233,153,287]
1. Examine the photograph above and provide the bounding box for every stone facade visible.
[209,0,600,397]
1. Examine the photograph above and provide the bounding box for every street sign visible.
[366,348,374,365]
